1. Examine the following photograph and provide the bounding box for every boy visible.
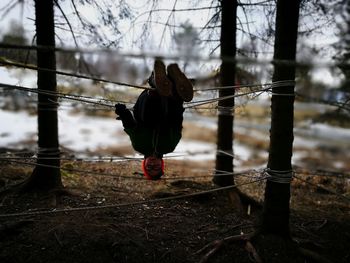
[115,59,193,180]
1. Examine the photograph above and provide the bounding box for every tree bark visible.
[213,0,237,187]
[26,0,62,191]
[262,0,301,237]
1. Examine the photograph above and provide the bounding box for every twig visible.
[245,240,263,263]
[298,248,334,263]
[199,240,224,263]
[196,232,256,263]
[301,219,328,231]
[293,237,326,250]
[194,240,216,255]
[54,231,63,247]
[223,232,255,242]
[314,219,328,231]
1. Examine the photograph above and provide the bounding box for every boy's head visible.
[142,155,164,180]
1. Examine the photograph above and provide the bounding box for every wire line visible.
[0,176,269,219]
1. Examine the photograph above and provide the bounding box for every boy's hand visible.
[115,103,126,115]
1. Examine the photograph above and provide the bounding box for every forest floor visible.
[0,155,349,263]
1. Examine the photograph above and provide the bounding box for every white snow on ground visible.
[0,110,37,146]
[172,139,215,161]
[3,102,342,155]
[173,139,253,163]
[0,111,215,155]
[57,110,128,152]
[0,68,20,84]
[0,108,255,167]
[296,121,350,143]
[1,106,350,168]
[0,67,37,88]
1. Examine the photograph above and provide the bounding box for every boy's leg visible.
[153,59,173,97]
[167,63,194,102]
[167,97,185,130]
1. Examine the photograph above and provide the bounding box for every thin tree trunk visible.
[262,0,301,237]
[213,0,237,187]
[25,0,62,191]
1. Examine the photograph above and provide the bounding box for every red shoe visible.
[167,63,193,102]
[153,59,173,97]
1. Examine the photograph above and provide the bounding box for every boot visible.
[153,59,173,97]
[167,63,193,102]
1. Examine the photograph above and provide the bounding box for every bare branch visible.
[53,0,79,47]
[0,0,21,20]
[158,0,178,49]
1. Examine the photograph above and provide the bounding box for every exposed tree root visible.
[298,247,334,263]
[198,240,224,263]
[195,232,256,263]
[195,229,335,263]
[245,240,263,263]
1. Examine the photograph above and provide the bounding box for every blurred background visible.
[0,0,349,174]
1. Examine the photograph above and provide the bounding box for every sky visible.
[0,0,343,86]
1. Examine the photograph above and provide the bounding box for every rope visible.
[2,159,144,180]
[37,147,61,156]
[1,82,133,107]
[217,106,234,116]
[196,80,296,92]
[216,150,234,158]
[2,155,348,203]
[265,168,293,184]
[0,176,269,219]
[0,57,149,91]
[3,152,347,181]
[261,168,350,202]
[0,82,115,108]
[271,80,296,88]
[184,86,272,109]
[0,156,143,162]
[1,82,277,110]
[293,174,350,202]
[0,158,264,181]
[270,93,295,97]
[0,43,346,68]
[0,55,298,94]
[294,166,350,179]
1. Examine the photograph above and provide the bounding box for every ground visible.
[0,157,349,263]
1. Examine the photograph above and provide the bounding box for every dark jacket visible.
[124,125,181,156]
[118,108,182,156]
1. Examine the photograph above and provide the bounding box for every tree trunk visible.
[25,0,62,191]
[213,0,237,187]
[262,0,301,237]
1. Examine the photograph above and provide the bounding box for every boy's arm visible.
[115,103,136,128]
